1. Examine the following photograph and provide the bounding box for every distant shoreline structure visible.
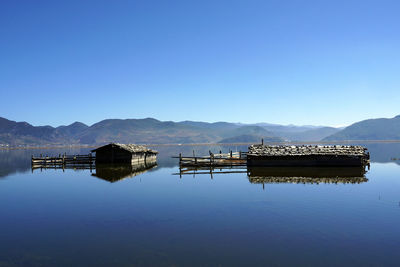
[2,140,400,150]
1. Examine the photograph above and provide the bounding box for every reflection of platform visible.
[247,166,368,184]
[173,166,247,178]
[91,162,157,183]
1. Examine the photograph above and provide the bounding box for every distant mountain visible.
[75,120,282,145]
[324,115,400,141]
[76,118,219,144]
[217,126,284,143]
[0,117,69,145]
[218,134,283,144]
[56,122,89,137]
[12,115,400,146]
[179,121,239,130]
[274,127,340,142]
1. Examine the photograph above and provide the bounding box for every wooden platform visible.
[31,153,95,169]
[247,145,370,167]
[173,151,247,167]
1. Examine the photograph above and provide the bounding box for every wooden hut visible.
[247,145,369,167]
[91,143,158,164]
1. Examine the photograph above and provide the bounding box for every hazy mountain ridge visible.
[1,115,399,146]
[323,115,400,141]
[218,135,284,144]
[276,127,340,142]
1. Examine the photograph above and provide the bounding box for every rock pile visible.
[113,143,158,154]
[248,145,368,157]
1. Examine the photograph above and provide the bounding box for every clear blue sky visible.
[1,0,399,127]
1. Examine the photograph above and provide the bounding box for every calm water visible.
[0,144,400,266]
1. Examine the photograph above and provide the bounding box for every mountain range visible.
[0,115,399,146]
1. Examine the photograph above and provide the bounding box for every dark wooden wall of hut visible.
[247,155,366,167]
[95,146,132,164]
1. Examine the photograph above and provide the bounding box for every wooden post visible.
[230,150,232,158]
[262,138,264,145]
[179,153,182,165]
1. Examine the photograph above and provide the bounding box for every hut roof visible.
[248,145,367,157]
[92,143,158,154]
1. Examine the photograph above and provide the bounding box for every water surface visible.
[0,144,399,266]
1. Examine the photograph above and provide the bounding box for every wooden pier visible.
[31,153,95,169]
[175,144,370,168]
[173,150,247,167]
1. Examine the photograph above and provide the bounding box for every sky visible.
[1,0,399,127]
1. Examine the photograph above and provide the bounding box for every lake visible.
[1,143,400,266]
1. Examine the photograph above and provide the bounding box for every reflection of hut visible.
[92,162,157,183]
[247,166,368,184]
[247,145,369,167]
[91,143,158,164]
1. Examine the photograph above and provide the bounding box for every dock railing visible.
[172,150,247,168]
[31,153,95,170]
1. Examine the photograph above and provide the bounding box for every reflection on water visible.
[29,159,158,183]
[92,162,157,182]
[247,166,368,184]
[176,166,369,185]
[0,143,400,266]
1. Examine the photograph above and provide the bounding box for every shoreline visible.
[1,140,400,150]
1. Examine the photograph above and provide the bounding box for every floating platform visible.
[31,154,95,169]
[174,151,247,167]
[247,145,370,167]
